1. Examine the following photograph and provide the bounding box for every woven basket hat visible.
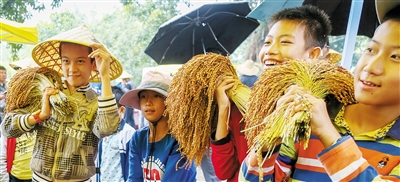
[32,25,123,82]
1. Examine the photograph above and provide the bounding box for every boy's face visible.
[61,43,95,87]
[139,90,166,122]
[0,69,6,83]
[259,20,315,69]
[353,20,400,106]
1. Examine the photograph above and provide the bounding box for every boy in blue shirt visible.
[120,71,196,181]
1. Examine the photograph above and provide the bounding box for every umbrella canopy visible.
[247,0,303,23]
[145,2,260,64]
[0,18,39,45]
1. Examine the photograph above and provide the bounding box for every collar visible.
[387,117,400,140]
[119,119,126,131]
[62,81,91,93]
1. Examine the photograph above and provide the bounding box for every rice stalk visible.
[165,53,251,166]
[244,59,355,159]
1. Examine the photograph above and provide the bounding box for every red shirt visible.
[210,104,248,182]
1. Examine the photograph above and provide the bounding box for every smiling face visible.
[61,43,95,88]
[139,90,166,122]
[353,20,400,106]
[259,20,318,69]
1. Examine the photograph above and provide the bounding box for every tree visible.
[92,0,184,86]
[1,0,63,61]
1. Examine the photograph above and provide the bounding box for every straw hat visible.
[120,71,172,110]
[31,25,123,82]
[328,49,342,64]
[9,58,39,70]
[119,70,133,79]
[376,0,400,24]
[237,59,259,76]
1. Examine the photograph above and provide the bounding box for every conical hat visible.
[32,25,122,82]
[237,59,259,76]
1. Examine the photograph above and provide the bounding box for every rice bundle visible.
[165,53,251,166]
[5,67,77,119]
[244,59,355,159]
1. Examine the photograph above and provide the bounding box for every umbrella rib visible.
[159,24,196,64]
[205,23,229,56]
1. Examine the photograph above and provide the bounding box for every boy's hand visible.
[277,85,341,148]
[89,43,111,78]
[214,76,235,108]
[40,86,59,120]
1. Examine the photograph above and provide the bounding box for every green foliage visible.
[91,0,182,86]
[1,0,63,61]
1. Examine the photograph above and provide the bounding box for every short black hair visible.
[382,4,400,23]
[112,86,125,108]
[268,5,332,50]
[0,66,6,71]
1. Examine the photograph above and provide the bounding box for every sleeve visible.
[1,111,35,139]
[162,139,197,182]
[318,135,400,181]
[121,125,136,181]
[240,141,298,182]
[210,131,239,180]
[92,95,120,138]
[0,136,9,181]
[126,132,143,182]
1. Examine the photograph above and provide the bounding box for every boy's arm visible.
[210,131,239,180]
[318,135,400,181]
[0,136,9,181]
[240,141,298,182]
[92,95,120,138]
[1,112,35,139]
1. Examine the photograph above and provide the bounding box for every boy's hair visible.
[382,4,400,23]
[112,86,126,108]
[0,66,6,71]
[268,5,332,50]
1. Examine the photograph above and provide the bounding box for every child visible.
[1,25,123,181]
[211,5,332,181]
[96,86,135,181]
[120,71,196,181]
[240,2,400,181]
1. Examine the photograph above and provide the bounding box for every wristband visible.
[32,110,44,123]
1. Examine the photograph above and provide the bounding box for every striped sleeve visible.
[318,135,400,181]
[0,112,34,138]
[92,94,120,138]
[98,94,118,111]
[240,144,296,181]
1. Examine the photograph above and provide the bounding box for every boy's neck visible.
[148,119,169,142]
[344,103,399,135]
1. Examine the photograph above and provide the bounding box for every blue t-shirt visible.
[127,126,196,182]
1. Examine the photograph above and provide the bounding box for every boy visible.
[1,25,123,181]
[241,2,400,181]
[211,5,332,181]
[96,86,135,181]
[120,71,197,181]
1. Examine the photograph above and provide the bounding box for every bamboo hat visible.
[31,25,123,82]
[376,0,400,24]
[120,71,172,110]
[237,59,259,76]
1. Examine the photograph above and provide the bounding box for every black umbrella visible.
[144,2,260,64]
